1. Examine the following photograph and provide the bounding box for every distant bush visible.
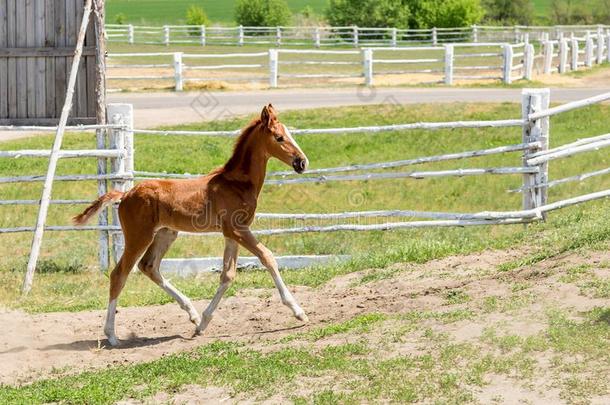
[483,0,534,25]
[326,0,483,29]
[186,5,210,26]
[235,0,292,27]
[114,12,127,25]
[551,0,610,24]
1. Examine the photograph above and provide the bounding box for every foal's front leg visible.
[233,229,308,322]
[195,238,239,335]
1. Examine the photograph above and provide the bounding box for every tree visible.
[326,0,411,28]
[408,0,485,28]
[185,5,210,37]
[483,0,534,25]
[235,0,292,27]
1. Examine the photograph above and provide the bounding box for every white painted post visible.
[524,43,534,80]
[444,44,454,86]
[163,25,170,46]
[174,52,183,92]
[514,26,520,43]
[238,25,244,46]
[472,24,478,42]
[127,24,134,44]
[363,48,373,86]
[558,31,564,41]
[524,32,530,46]
[543,41,554,74]
[559,39,567,73]
[391,28,397,47]
[607,31,610,63]
[585,36,594,67]
[571,37,579,71]
[200,25,206,46]
[597,26,604,64]
[353,25,359,47]
[276,27,282,47]
[432,27,438,45]
[107,103,134,263]
[521,88,550,213]
[22,0,94,294]
[314,27,321,48]
[503,44,513,84]
[269,49,278,88]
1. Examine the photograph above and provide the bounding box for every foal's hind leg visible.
[105,230,155,347]
[138,228,200,326]
[196,238,239,335]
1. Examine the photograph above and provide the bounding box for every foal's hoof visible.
[190,314,201,326]
[295,311,309,323]
[106,336,120,347]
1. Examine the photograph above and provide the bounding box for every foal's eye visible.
[275,136,284,143]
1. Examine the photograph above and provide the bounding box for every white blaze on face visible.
[282,124,309,169]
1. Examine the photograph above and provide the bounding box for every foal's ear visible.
[261,104,277,128]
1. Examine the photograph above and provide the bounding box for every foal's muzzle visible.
[292,157,307,174]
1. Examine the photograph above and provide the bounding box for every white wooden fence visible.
[4,89,608,276]
[106,31,609,91]
[105,23,610,48]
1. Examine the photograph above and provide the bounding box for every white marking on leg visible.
[196,282,230,334]
[160,278,200,325]
[104,299,119,347]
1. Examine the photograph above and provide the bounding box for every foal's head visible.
[258,104,309,173]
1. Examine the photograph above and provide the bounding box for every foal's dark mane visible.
[218,119,261,174]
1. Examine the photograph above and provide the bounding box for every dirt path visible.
[1,246,608,392]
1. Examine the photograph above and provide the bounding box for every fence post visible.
[163,25,170,46]
[352,25,359,47]
[571,37,579,71]
[514,26,520,43]
[363,48,373,86]
[607,30,610,63]
[543,41,554,74]
[238,25,244,46]
[521,88,550,213]
[173,52,183,92]
[127,24,134,44]
[597,26,604,64]
[269,49,278,88]
[524,32,529,46]
[444,44,454,86]
[314,27,321,48]
[524,43,534,80]
[107,103,134,263]
[432,27,438,46]
[559,39,568,73]
[200,25,206,46]
[276,26,282,47]
[585,35,594,67]
[391,28,397,47]
[472,24,478,42]
[503,44,513,84]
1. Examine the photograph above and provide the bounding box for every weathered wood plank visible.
[6,0,17,118]
[55,0,67,116]
[15,0,27,118]
[45,0,56,118]
[0,47,97,57]
[35,0,46,118]
[75,0,87,118]
[85,5,95,117]
[0,0,8,118]
[25,0,36,118]
[65,0,76,116]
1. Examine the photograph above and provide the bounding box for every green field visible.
[106,0,552,25]
[106,0,329,25]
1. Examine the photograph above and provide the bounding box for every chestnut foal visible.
[74,105,309,346]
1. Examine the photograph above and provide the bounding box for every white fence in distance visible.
[106,32,609,91]
[105,23,610,48]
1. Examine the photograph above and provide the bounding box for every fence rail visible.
[2,90,610,274]
[104,23,610,48]
[106,30,610,91]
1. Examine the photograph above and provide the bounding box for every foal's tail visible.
[73,191,124,226]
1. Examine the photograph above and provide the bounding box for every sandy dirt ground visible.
[1,247,608,404]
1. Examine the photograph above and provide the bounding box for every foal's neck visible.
[221,125,269,197]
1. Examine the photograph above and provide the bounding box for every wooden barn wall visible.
[0,0,97,125]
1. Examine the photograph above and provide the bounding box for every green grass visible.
[106,0,329,25]
[1,102,610,312]
[1,307,606,404]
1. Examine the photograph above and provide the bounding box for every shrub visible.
[114,12,127,25]
[326,0,411,29]
[483,0,534,25]
[551,0,610,24]
[186,5,210,26]
[235,0,292,27]
[408,0,485,28]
